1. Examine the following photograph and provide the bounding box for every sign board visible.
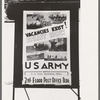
[22,11,71,85]
[9,2,79,88]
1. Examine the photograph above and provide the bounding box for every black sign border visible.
[13,3,79,88]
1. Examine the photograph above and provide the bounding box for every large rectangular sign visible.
[22,11,71,86]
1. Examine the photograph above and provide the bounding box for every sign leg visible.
[71,88,81,100]
[24,88,30,100]
[78,87,80,100]
[12,87,15,100]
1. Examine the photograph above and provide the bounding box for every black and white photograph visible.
[26,38,67,61]
[2,0,98,100]
[26,38,67,52]
[27,12,67,29]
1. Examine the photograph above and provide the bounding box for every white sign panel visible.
[22,11,71,85]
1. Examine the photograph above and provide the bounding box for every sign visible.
[22,11,71,85]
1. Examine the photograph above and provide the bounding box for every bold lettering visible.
[48,62,54,69]
[60,25,64,29]
[34,29,49,35]
[34,62,39,69]
[52,25,64,31]
[25,32,33,37]
[55,63,62,69]
[62,63,68,69]
[41,63,48,69]
[25,62,31,69]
